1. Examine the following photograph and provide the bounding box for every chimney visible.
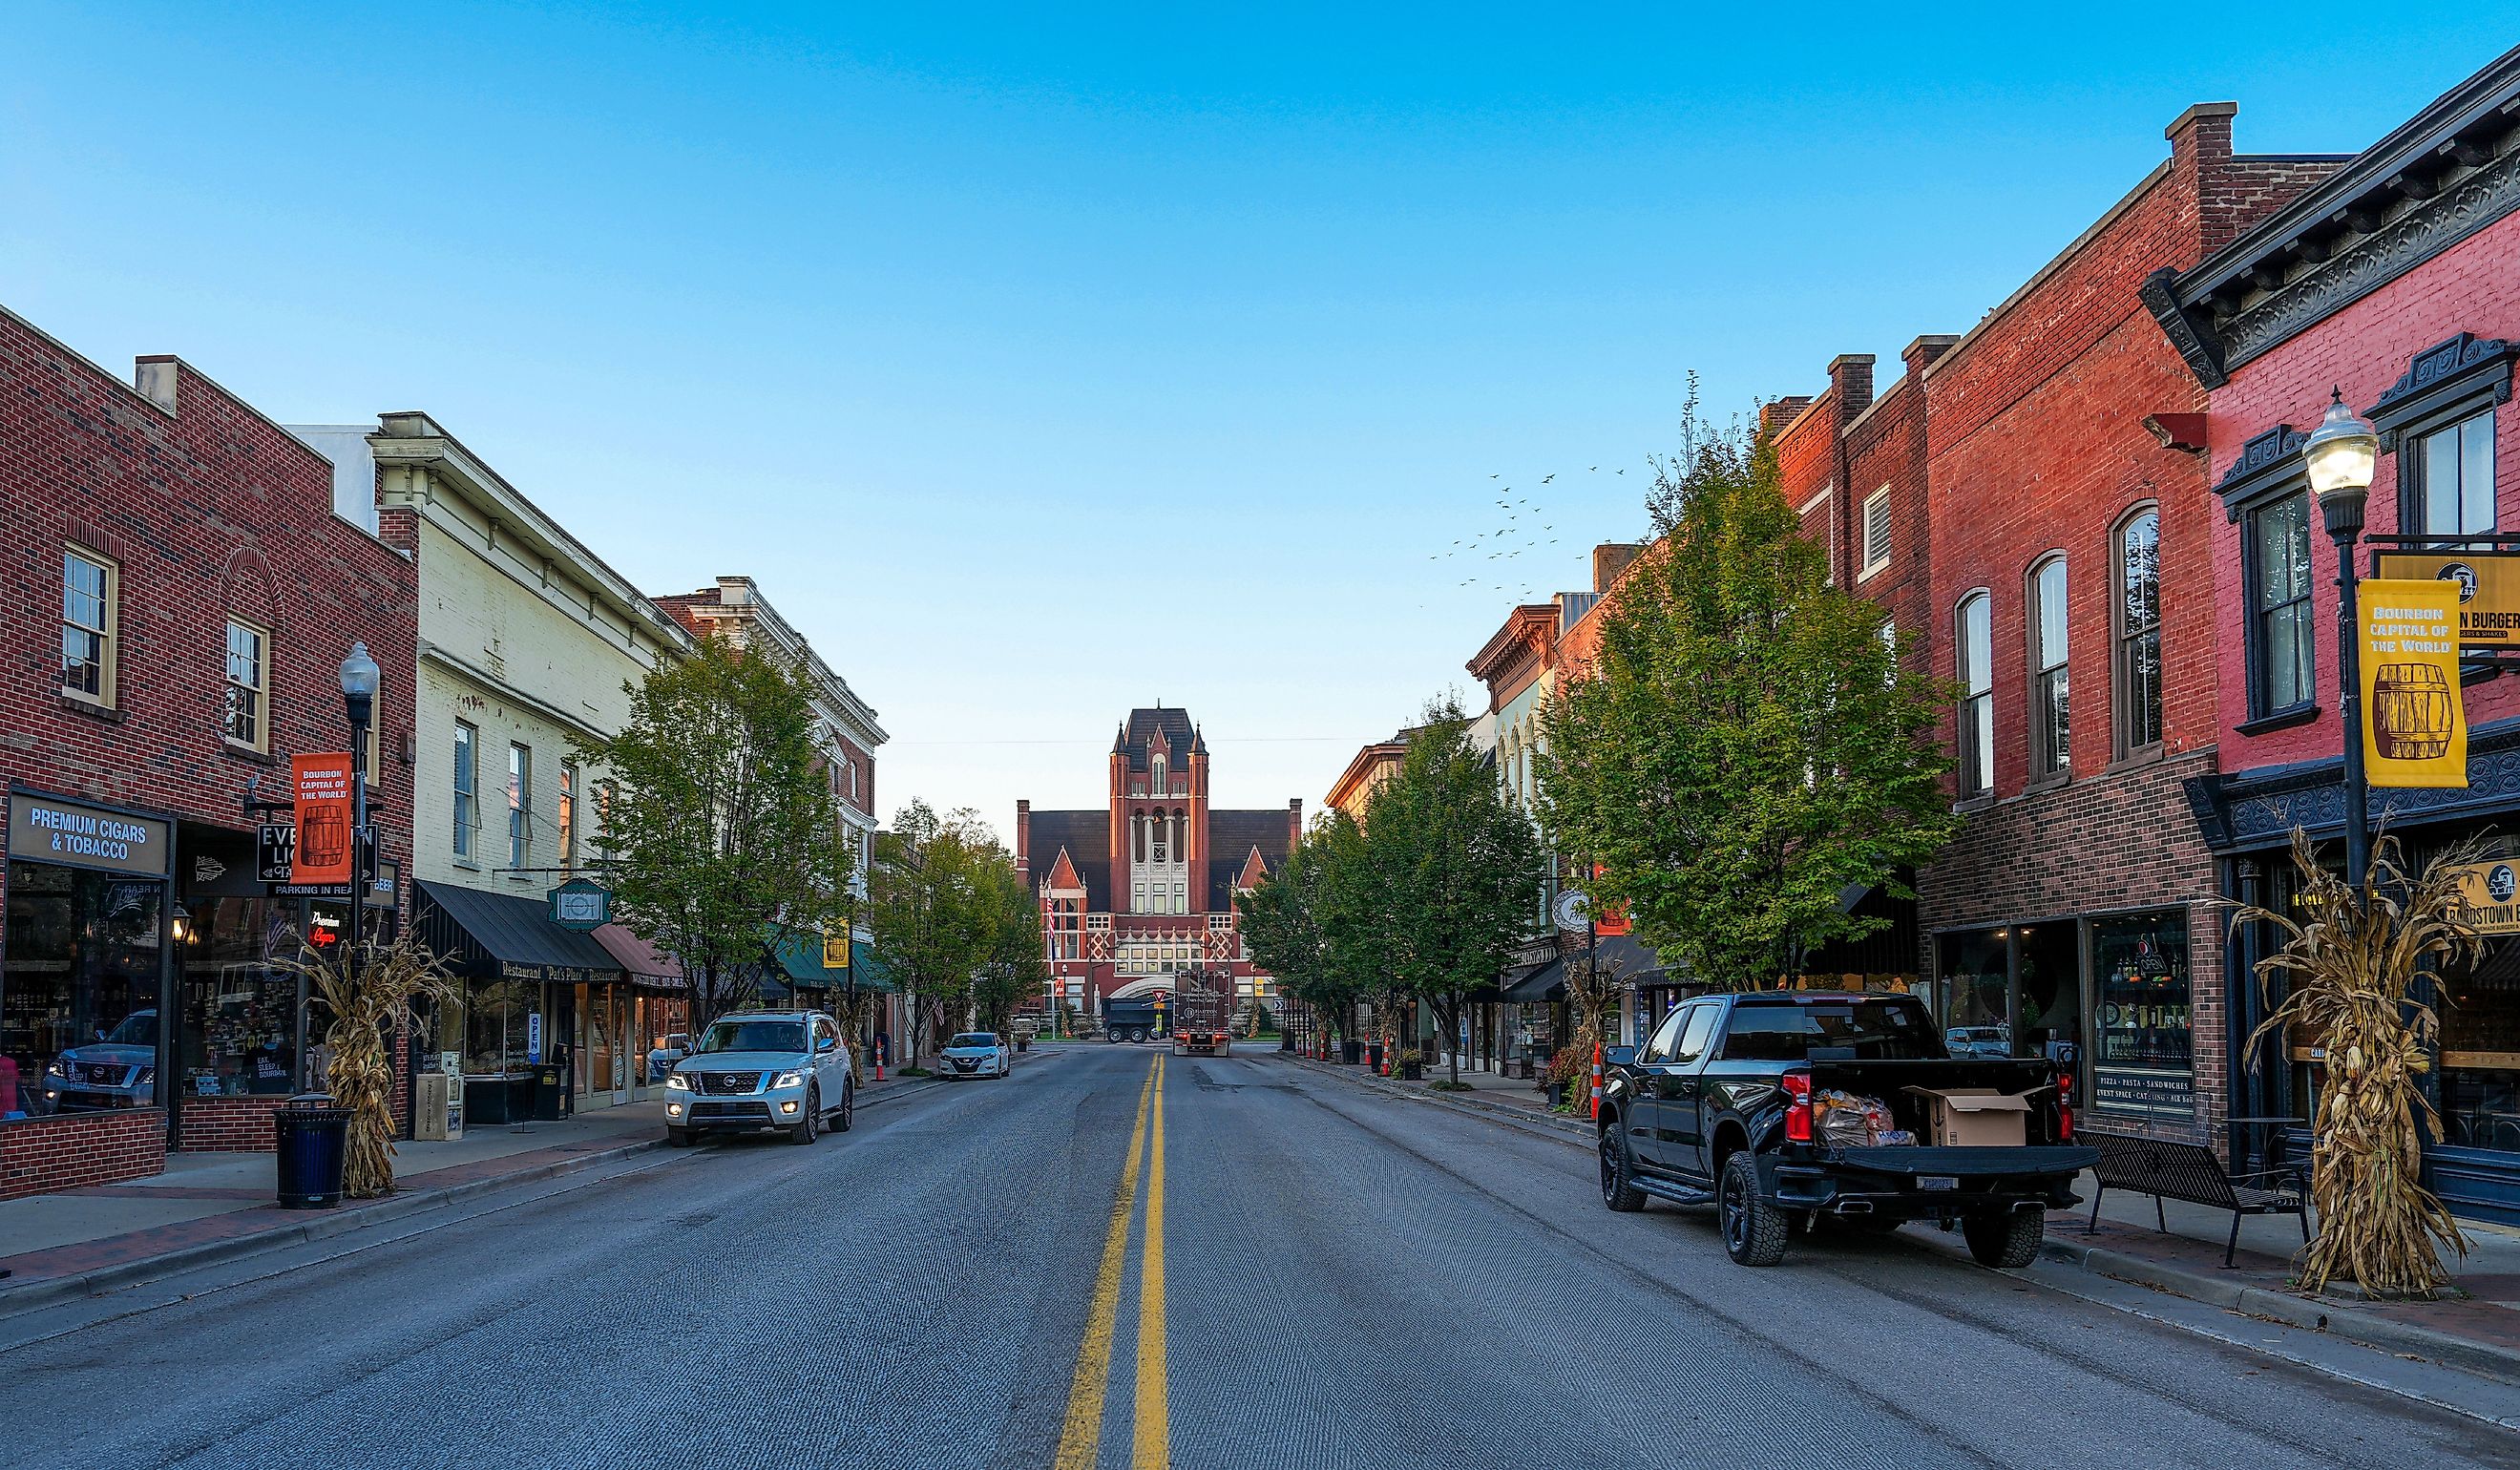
[2167,102,2242,250]
[1592,542,1644,594]
[1288,798,1304,850]
[1016,800,1031,868]
[134,356,179,414]
[1902,334,1960,380]
[1758,396,1814,438]
[1827,354,1875,423]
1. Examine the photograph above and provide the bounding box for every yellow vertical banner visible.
[822,924,850,972]
[2360,578,2468,789]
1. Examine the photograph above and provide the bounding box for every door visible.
[1628,1006,1692,1167]
[812,1016,847,1104]
[1659,1005,1723,1181]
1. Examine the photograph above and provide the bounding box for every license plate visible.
[1918,1176,1959,1191]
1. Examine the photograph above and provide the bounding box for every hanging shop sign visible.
[548,877,612,932]
[290,753,357,884]
[272,826,377,897]
[823,924,850,973]
[2447,859,2520,936]
[2359,579,2468,789]
[7,791,169,877]
[2375,551,2520,649]
[257,822,295,882]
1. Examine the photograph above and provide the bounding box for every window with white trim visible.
[2028,556,2070,778]
[222,619,268,750]
[1860,487,1892,578]
[1957,593,1992,797]
[453,723,480,860]
[60,547,116,704]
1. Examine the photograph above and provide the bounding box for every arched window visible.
[2114,509,2163,754]
[1956,592,1993,797]
[2028,556,2070,777]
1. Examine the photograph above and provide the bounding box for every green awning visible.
[762,929,888,992]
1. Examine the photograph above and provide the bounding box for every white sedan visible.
[938,1032,1013,1080]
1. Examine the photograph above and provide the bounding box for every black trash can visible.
[273,1094,354,1209]
[1367,1042,1386,1074]
[534,1065,565,1122]
[1340,1039,1364,1065]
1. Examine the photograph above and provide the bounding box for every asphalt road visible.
[0,1045,2511,1468]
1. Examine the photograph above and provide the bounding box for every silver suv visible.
[664,1010,853,1145]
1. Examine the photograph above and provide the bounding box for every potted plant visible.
[1394,1047,1424,1081]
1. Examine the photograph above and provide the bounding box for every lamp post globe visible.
[339,641,381,727]
[2301,387,2381,890]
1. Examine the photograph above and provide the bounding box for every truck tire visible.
[1964,1210,2043,1269]
[1718,1151,1790,1267]
[1599,1123,1647,1213]
[789,1086,820,1144]
[666,1127,693,1147]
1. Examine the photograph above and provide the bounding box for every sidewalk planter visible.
[272,1096,353,1209]
[1340,1040,1364,1065]
[1400,1060,1423,1081]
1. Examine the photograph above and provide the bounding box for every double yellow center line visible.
[1056,1053,1168,1470]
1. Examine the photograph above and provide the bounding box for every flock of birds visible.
[1427,463,1626,602]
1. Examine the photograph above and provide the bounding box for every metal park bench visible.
[2086,1132,2312,1267]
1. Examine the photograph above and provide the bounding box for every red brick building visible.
[1016,707,1298,1017]
[2145,46,2520,1219]
[0,304,416,1199]
[1915,104,2341,1146]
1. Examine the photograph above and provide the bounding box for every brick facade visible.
[0,1107,165,1201]
[0,301,416,1186]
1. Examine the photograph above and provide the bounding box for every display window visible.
[175,894,300,1097]
[464,977,539,1078]
[2439,940,2520,1151]
[2090,910,2194,1119]
[3,859,164,1118]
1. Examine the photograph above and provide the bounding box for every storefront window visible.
[464,978,538,1077]
[2014,922,2081,1066]
[3,859,163,1117]
[177,895,299,1097]
[2090,909,2194,1120]
[2440,940,2520,1151]
[1937,930,2008,1048]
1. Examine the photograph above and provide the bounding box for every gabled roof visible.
[1205,808,1292,912]
[1233,847,1271,891]
[1027,811,1111,912]
[1042,847,1084,892]
[1116,706,1198,772]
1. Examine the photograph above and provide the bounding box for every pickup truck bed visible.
[1599,990,2096,1269]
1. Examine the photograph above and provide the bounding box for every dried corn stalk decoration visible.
[276,931,460,1200]
[2236,830,2477,1297]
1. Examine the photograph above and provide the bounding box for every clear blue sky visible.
[5,5,2510,832]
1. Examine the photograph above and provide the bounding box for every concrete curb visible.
[1280,1053,1592,1144]
[0,1135,666,1320]
[2033,1231,2520,1383]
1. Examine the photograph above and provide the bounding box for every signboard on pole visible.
[548,878,612,931]
[822,925,850,973]
[2376,551,2520,649]
[257,822,295,882]
[2359,579,2468,789]
[289,753,356,884]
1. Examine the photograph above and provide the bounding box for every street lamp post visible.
[338,643,381,1030]
[2302,389,2383,889]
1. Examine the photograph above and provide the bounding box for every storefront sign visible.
[2447,859,2520,935]
[823,924,850,972]
[257,822,295,882]
[290,753,357,884]
[548,878,612,932]
[2092,1066,2194,1120]
[527,1011,543,1064]
[2359,579,2468,789]
[7,792,169,876]
[2376,551,2520,648]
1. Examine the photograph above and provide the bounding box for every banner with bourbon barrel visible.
[2359,578,2468,789]
[290,752,357,884]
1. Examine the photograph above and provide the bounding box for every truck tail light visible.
[2056,1075,2074,1143]
[1782,1070,1813,1144]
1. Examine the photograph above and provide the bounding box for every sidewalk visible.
[0,1061,972,1315]
[1277,1048,2520,1381]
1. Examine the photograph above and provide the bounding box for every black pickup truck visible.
[1597,990,2095,1268]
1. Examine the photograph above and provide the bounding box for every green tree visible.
[573,636,848,1036]
[868,801,1011,1064]
[972,855,1050,1035]
[1239,812,1367,1043]
[1363,703,1543,1083]
[1537,416,1955,988]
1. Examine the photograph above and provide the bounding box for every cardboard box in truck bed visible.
[1903,1086,2032,1147]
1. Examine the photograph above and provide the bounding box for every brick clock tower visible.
[1016,706,1300,1018]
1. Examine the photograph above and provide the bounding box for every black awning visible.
[1501,954,1567,1004]
[416,880,624,985]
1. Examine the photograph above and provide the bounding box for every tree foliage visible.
[868,801,1036,1061]
[574,636,849,1035]
[1537,417,1956,987]
[1239,810,1368,1040]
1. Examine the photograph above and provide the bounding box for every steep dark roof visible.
[1206,808,1292,912]
[1026,811,1111,913]
[1117,706,1198,773]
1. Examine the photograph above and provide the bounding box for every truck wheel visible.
[1599,1124,1647,1213]
[1964,1211,2043,1269]
[790,1087,820,1144]
[666,1127,693,1147]
[1718,1152,1790,1267]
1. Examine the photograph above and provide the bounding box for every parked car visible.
[647,1032,690,1082]
[44,1008,159,1111]
[1597,991,2095,1269]
[664,1010,852,1145]
[1943,1025,2011,1059]
[939,1032,1013,1080]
